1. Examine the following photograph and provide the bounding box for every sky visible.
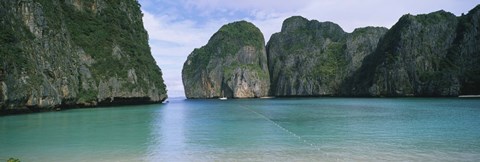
[138,0,479,98]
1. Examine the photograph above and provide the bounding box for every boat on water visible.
[219,90,227,100]
[260,96,275,99]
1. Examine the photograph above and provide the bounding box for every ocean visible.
[1,98,479,161]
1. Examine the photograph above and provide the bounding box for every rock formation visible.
[267,16,387,96]
[182,21,270,98]
[183,5,480,98]
[447,5,480,95]
[0,0,167,113]
[343,8,479,96]
[268,6,480,97]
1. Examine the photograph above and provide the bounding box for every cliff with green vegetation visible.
[183,5,479,98]
[0,0,167,114]
[447,5,480,95]
[343,7,479,96]
[268,6,480,97]
[267,16,387,96]
[182,21,270,98]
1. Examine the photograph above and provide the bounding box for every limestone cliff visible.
[0,0,167,113]
[182,5,480,98]
[447,5,480,95]
[182,21,269,98]
[343,10,472,96]
[269,6,480,97]
[267,16,387,96]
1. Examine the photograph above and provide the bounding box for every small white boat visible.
[219,90,227,100]
[260,96,275,99]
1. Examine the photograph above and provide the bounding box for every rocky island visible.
[183,5,480,98]
[182,21,270,99]
[0,0,167,114]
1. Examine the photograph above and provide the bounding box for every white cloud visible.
[184,0,314,13]
[143,12,210,47]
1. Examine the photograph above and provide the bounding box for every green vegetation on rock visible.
[183,21,265,78]
[267,16,386,96]
[312,42,347,78]
[182,21,270,98]
[183,5,480,98]
[0,0,167,112]
[179,5,480,98]
[343,7,477,96]
[214,21,264,56]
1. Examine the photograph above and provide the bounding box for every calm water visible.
[1,98,480,161]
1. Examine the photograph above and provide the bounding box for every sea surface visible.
[1,98,480,161]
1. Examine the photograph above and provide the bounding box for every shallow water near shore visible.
[1,98,480,161]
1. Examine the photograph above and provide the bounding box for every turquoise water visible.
[1,98,480,161]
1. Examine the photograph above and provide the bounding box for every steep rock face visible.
[267,16,387,96]
[446,6,480,95]
[345,27,388,76]
[182,21,269,98]
[0,0,167,113]
[345,11,461,96]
